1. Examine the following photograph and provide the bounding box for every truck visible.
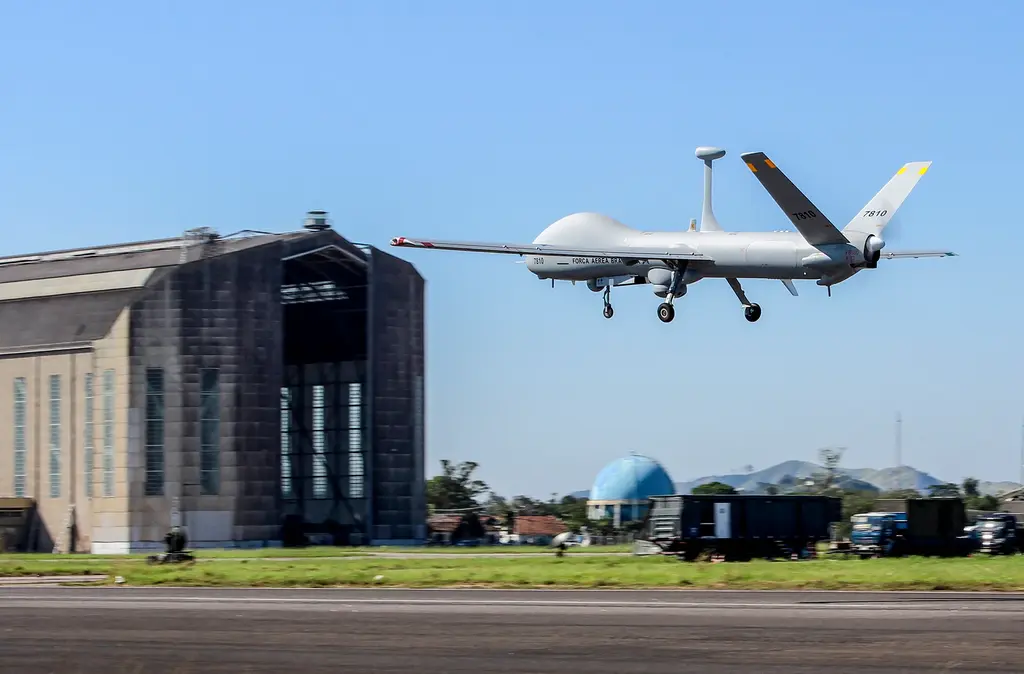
[970,510,1024,555]
[849,497,970,558]
[634,493,842,562]
[849,511,907,557]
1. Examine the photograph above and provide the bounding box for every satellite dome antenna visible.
[695,146,726,232]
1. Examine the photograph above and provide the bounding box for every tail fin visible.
[843,161,932,236]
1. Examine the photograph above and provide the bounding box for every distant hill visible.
[979,481,1023,497]
[671,460,901,495]
[570,460,1021,499]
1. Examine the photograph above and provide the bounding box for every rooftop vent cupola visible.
[303,210,331,231]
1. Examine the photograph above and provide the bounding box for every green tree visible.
[971,494,1000,511]
[764,484,780,496]
[509,495,543,514]
[558,495,589,531]
[426,460,490,511]
[958,478,1000,511]
[691,481,738,495]
[482,491,509,515]
[836,490,879,538]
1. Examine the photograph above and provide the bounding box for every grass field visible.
[2,551,1023,591]
[0,543,634,562]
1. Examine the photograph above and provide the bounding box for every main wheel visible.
[657,303,675,323]
[744,303,761,323]
[603,305,614,319]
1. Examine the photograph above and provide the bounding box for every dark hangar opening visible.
[280,242,370,545]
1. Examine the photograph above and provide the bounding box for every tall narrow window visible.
[144,368,164,496]
[348,383,363,498]
[200,368,220,495]
[84,373,94,498]
[280,388,292,498]
[49,374,61,498]
[414,373,424,461]
[13,378,27,498]
[312,384,327,498]
[102,369,115,497]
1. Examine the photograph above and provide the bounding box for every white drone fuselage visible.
[524,215,869,294]
[390,146,954,323]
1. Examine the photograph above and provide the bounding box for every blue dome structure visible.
[587,454,675,527]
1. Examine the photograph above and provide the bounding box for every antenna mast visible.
[694,146,726,232]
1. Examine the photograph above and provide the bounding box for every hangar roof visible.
[0,226,376,354]
[0,230,316,284]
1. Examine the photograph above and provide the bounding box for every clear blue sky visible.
[2,1,1022,498]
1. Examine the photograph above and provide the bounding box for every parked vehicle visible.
[634,494,842,561]
[970,513,1023,554]
[849,511,907,557]
[850,497,970,558]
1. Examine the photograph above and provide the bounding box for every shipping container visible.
[635,494,842,561]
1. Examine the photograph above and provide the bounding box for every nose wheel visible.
[744,303,762,323]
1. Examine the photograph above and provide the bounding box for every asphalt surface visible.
[1,587,1021,673]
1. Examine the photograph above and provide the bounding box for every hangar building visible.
[0,212,426,553]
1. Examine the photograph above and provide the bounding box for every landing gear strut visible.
[602,285,613,319]
[728,277,762,323]
[657,264,688,323]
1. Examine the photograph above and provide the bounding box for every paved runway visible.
[1,587,1021,673]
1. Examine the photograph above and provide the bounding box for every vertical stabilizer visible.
[843,161,932,237]
[695,146,726,231]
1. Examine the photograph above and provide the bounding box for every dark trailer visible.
[871,497,971,557]
[636,494,842,561]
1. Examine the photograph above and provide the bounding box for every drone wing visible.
[389,236,713,262]
[740,151,850,246]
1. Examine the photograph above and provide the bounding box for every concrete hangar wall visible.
[0,213,426,553]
